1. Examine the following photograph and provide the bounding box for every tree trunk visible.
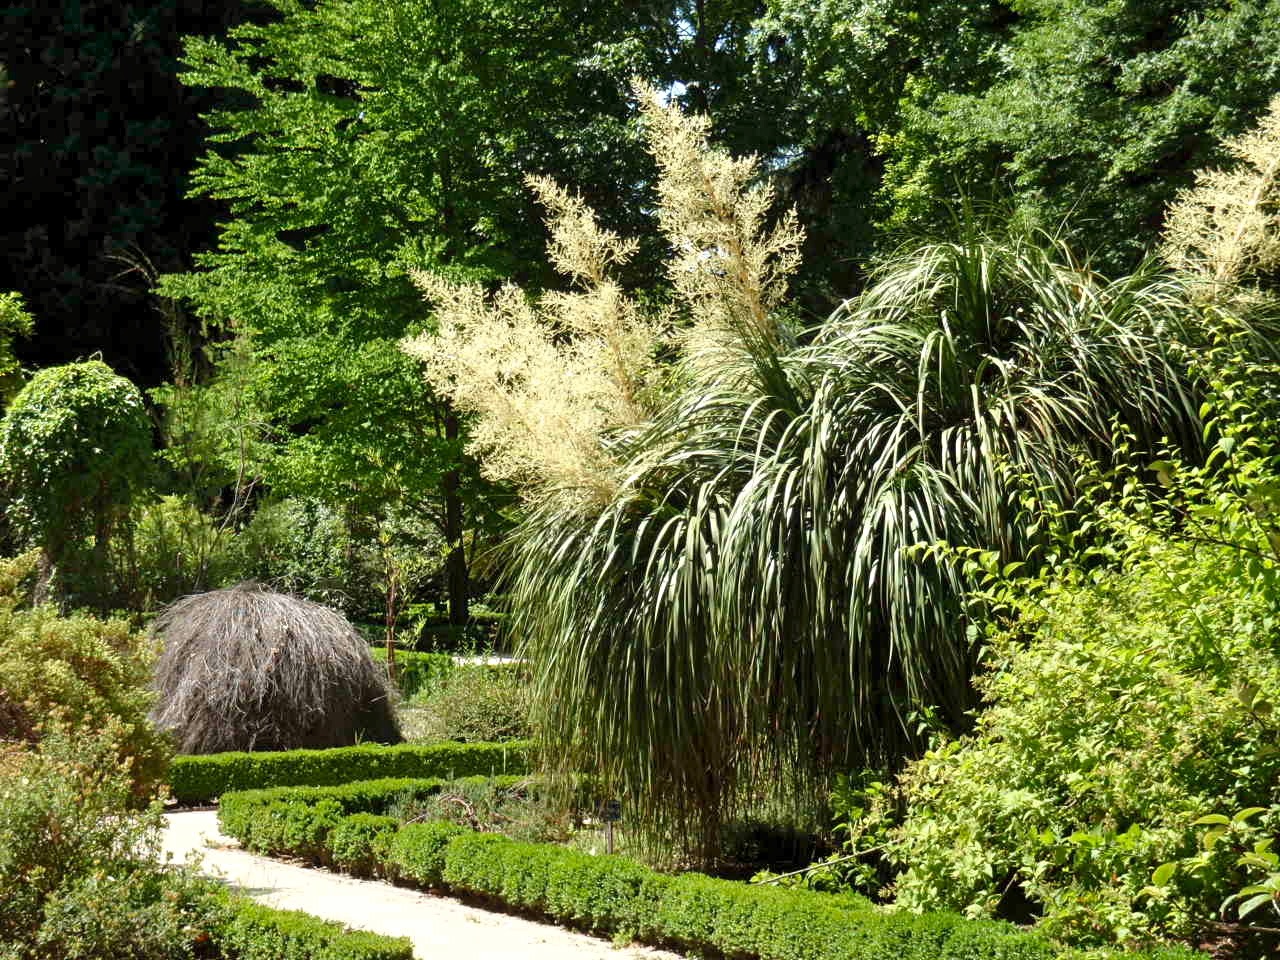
[443,408,469,626]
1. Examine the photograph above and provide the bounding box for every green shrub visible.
[0,728,220,960]
[212,899,413,960]
[0,360,152,609]
[170,739,532,804]
[386,774,569,843]
[217,774,526,844]
[236,797,346,861]
[430,827,1063,960]
[387,821,469,887]
[329,814,399,877]
[867,491,1280,945]
[0,556,170,795]
[220,779,1192,960]
[404,662,530,743]
[129,495,233,609]
[370,648,454,698]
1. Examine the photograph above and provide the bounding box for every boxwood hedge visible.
[169,739,531,804]
[214,897,412,960]
[217,783,1200,960]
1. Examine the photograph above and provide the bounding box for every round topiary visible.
[0,360,151,603]
[150,582,401,753]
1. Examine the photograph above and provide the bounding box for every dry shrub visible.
[151,582,400,753]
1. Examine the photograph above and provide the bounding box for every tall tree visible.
[160,0,655,622]
[878,0,1280,272]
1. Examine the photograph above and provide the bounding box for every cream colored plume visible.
[1163,96,1280,292]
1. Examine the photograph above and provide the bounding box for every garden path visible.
[162,810,682,960]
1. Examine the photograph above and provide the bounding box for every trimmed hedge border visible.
[169,739,532,805]
[215,897,412,960]
[218,774,527,854]
[216,784,1197,960]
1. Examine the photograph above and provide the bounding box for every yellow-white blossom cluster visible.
[1163,96,1280,292]
[404,83,804,505]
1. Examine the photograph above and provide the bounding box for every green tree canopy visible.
[161,0,659,620]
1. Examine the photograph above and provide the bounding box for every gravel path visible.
[162,810,682,960]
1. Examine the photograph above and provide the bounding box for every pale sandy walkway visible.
[162,810,682,960]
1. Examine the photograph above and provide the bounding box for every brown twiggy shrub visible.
[151,582,400,753]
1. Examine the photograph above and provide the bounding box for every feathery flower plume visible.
[1163,96,1280,292]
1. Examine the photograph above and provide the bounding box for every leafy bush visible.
[0,360,152,608]
[369,648,454,699]
[430,826,1068,960]
[219,784,1191,960]
[386,821,469,887]
[387,775,569,843]
[169,739,532,804]
[216,774,526,842]
[404,663,531,743]
[129,494,233,608]
[0,291,33,403]
[329,814,399,877]
[0,729,220,960]
[864,470,1280,946]
[0,552,169,795]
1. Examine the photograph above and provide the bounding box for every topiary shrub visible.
[0,360,152,609]
[329,813,399,877]
[151,582,400,754]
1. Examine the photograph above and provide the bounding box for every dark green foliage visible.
[386,822,469,887]
[212,899,413,960]
[170,739,532,804]
[0,1,253,388]
[328,814,399,877]
[0,361,152,607]
[880,0,1280,273]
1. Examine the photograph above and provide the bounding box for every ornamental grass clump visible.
[151,582,400,754]
[405,83,1215,864]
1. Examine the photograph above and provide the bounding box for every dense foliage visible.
[0,552,169,796]
[472,97,1213,859]
[169,740,532,805]
[0,0,253,385]
[0,730,218,960]
[0,361,152,607]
